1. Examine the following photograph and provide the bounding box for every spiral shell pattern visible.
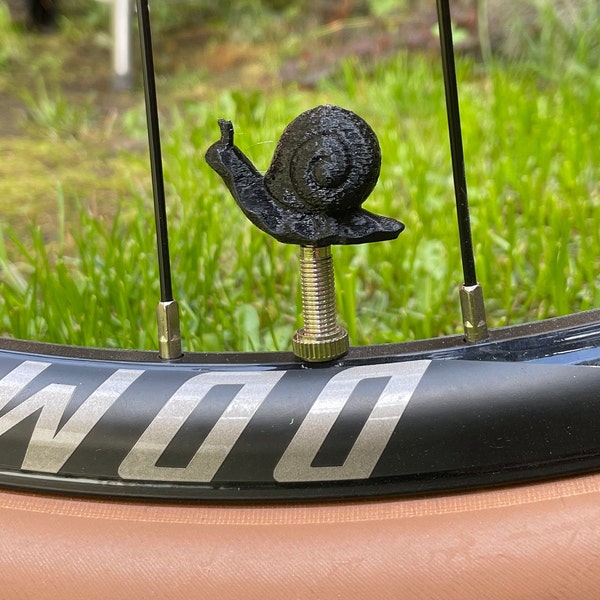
[264,105,381,216]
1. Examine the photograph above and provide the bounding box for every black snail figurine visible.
[205,105,404,247]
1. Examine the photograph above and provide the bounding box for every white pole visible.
[112,0,133,89]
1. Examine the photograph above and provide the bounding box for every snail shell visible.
[264,105,382,217]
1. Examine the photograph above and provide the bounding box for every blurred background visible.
[0,0,598,351]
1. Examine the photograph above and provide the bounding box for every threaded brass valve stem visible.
[292,246,349,362]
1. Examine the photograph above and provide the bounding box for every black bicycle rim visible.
[0,309,598,501]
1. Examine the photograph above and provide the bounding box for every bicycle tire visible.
[1,473,599,600]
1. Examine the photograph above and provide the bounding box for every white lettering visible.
[22,369,142,473]
[0,361,51,407]
[118,370,285,482]
[274,361,430,482]
[0,362,142,473]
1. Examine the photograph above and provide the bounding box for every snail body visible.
[205,105,403,246]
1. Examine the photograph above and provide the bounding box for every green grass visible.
[1,48,599,353]
[19,78,96,139]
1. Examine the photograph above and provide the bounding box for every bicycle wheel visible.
[1,317,600,599]
[2,2,600,598]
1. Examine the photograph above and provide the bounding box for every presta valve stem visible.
[292,246,349,363]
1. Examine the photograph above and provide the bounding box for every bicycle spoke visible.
[136,0,182,359]
[436,0,489,343]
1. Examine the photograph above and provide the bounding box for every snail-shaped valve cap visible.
[205,105,404,246]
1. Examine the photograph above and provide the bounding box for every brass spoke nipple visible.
[459,283,489,344]
[157,300,182,360]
